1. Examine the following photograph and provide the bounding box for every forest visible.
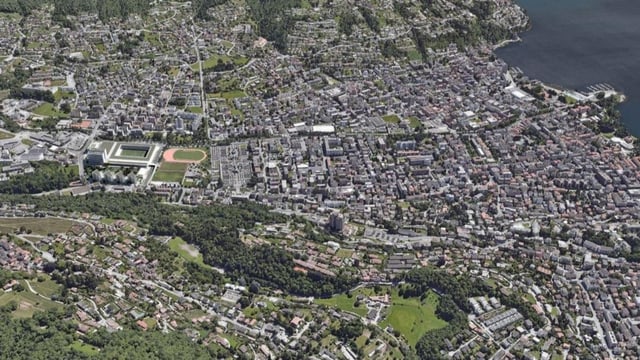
[246,0,301,52]
[3,0,229,23]
[0,0,39,15]
[51,0,150,22]
[0,161,79,194]
[9,88,55,103]
[411,0,521,58]
[0,192,356,296]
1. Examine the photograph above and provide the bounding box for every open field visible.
[315,291,371,317]
[379,290,447,347]
[168,237,208,268]
[32,103,66,118]
[152,162,188,183]
[186,106,203,114]
[28,277,61,298]
[0,290,63,318]
[69,341,100,356]
[157,162,189,171]
[208,90,247,99]
[407,48,423,61]
[144,317,157,329]
[408,116,422,129]
[382,114,401,124]
[0,217,82,235]
[191,55,249,71]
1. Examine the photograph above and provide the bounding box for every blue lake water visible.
[495,0,640,135]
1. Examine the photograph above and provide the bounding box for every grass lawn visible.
[173,149,207,162]
[382,114,401,124]
[157,161,189,171]
[355,329,371,348]
[168,67,180,77]
[54,90,75,102]
[0,130,14,140]
[408,116,421,129]
[21,138,34,146]
[191,55,249,71]
[32,103,66,118]
[186,106,203,114]
[315,293,368,317]
[27,42,44,49]
[242,306,261,318]
[144,317,158,329]
[230,108,244,119]
[50,79,66,86]
[485,278,498,289]
[0,217,82,235]
[563,95,577,105]
[28,277,61,298]
[185,309,207,320]
[153,170,185,183]
[602,132,614,139]
[70,341,100,356]
[152,162,189,182]
[143,32,161,47]
[523,293,536,304]
[407,48,423,61]
[335,248,353,259]
[0,290,63,318]
[100,218,116,225]
[379,290,447,347]
[168,237,209,268]
[321,334,337,347]
[208,90,247,99]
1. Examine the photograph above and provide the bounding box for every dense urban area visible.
[0,0,639,359]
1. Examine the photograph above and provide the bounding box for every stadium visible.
[84,141,163,167]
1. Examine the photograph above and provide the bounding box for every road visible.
[86,297,107,322]
[13,234,56,262]
[190,23,207,118]
[449,335,479,358]
[24,279,52,300]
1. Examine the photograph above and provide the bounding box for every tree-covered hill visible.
[0,192,356,297]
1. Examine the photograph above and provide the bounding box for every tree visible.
[249,281,261,294]
[60,102,71,113]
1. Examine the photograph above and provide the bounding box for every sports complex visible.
[151,148,207,184]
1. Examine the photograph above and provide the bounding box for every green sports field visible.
[173,149,207,162]
[152,162,188,183]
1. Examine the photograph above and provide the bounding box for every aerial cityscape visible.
[0,0,639,359]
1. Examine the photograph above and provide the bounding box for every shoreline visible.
[492,36,522,50]
[496,2,635,144]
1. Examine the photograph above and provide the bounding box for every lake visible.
[495,0,640,135]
